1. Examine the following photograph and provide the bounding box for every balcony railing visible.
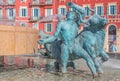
[29,0,40,6]
[101,14,120,22]
[30,0,53,6]
[0,0,15,6]
[29,16,40,22]
[7,16,15,20]
[39,14,61,22]
[84,14,120,22]
[6,0,15,5]
[39,1,53,6]
[0,16,15,21]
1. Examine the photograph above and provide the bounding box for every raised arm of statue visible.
[38,21,62,44]
[67,2,85,26]
[67,2,85,14]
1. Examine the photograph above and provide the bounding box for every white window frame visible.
[108,3,117,15]
[20,0,26,2]
[46,0,52,4]
[33,23,38,29]
[7,8,15,19]
[33,0,39,4]
[45,8,53,17]
[31,7,40,18]
[7,0,15,4]
[44,23,52,32]
[19,7,28,17]
[58,6,66,16]
[95,4,104,16]
[0,8,2,18]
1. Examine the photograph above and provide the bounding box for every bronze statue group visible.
[38,2,109,78]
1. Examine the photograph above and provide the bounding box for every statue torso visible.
[60,20,78,46]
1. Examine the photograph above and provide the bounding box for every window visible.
[95,5,104,16]
[58,7,66,15]
[83,5,90,16]
[7,0,15,4]
[108,4,117,15]
[7,8,15,17]
[21,0,26,2]
[44,23,52,32]
[85,6,90,16]
[20,7,27,17]
[110,5,116,15]
[33,23,38,29]
[32,8,39,17]
[0,8,2,18]
[46,0,52,4]
[33,0,39,3]
[45,8,53,16]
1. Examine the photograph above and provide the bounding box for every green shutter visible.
[94,6,97,14]
[102,6,104,15]
[107,6,109,15]
[58,8,61,14]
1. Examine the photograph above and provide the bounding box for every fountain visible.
[38,2,109,78]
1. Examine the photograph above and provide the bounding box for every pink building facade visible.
[0,0,120,52]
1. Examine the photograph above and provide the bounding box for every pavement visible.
[0,56,120,81]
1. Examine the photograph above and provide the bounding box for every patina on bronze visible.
[38,2,109,78]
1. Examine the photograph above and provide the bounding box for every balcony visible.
[39,14,59,22]
[39,0,53,6]
[0,16,15,21]
[101,14,120,22]
[6,0,15,6]
[30,0,53,6]
[29,0,40,6]
[29,16,40,22]
[84,14,120,23]
[7,16,15,20]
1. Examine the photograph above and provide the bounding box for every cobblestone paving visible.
[0,58,120,81]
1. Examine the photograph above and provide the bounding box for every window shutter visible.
[0,9,1,16]
[38,8,40,17]
[31,8,34,17]
[102,6,104,15]
[14,9,15,17]
[58,8,61,14]
[94,6,97,14]
[7,9,9,18]
[26,8,28,16]
[64,8,66,15]
[107,6,109,15]
[114,7,116,15]
[44,23,47,32]
[19,8,21,17]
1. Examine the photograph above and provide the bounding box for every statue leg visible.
[83,43,102,74]
[60,44,69,73]
[99,49,109,65]
[74,47,97,78]
[92,56,103,75]
[54,61,60,72]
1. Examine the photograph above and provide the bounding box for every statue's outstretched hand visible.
[37,39,45,44]
[67,2,74,8]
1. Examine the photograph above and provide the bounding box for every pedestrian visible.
[110,42,117,59]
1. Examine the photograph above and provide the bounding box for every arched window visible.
[108,25,116,52]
